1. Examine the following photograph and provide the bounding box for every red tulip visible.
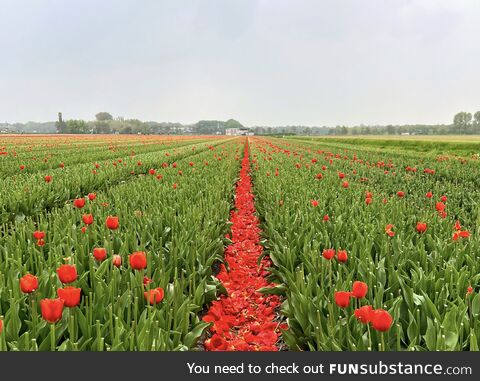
[467,286,473,295]
[342,181,349,188]
[426,192,433,198]
[310,200,319,207]
[334,291,351,308]
[93,248,107,261]
[44,175,52,183]
[20,164,25,170]
[385,224,395,237]
[33,230,45,240]
[365,197,372,205]
[337,250,348,263]
[106,216,119,230]
[440,195,447,202]
[370,309,393,332]
[82,214,94,225]
[352,281,368,298]
[338,172,345,179]
[189,161,194,167]
[322,249,335,260]
[323,214,329,221]
[397,191,404,198]
[435,202,445,212]
[149,168,156,175]
[57,264,77,284]
[416,222,427,233]
[144,287,165,305]
[354,305,373,323]
[20,274,38,293]
[112,255,122,267]
[129,251,147,270]
[316,173,323,179]
[88,193,96,201]
[57,286,81,307]
[40,298,64,323]
[81,226,87,234]
[73,198,86,208]
[59,163,65,168]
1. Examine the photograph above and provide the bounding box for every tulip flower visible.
[129,251,147,270]
[334,291,351,308]
[354,305,373,324]
[57,264,77,284]
[33,231,45,240]
[416,222,427,233]
[352,281,368,298]
[20,274,38,294]
[337,250,348,263]
[106,216,119,230]
[73,198,86,208]
[93,248,107,261]
[322,249,335,260]
[82,214,94,225]
[57,287,81,307]
[370,309,393,332]
[144,287,165,305]
[112,255,122,267]
[40,298,64,323]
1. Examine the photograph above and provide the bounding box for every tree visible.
[453,112,472,134]
[56,112,67,133]
[66,119,89,134]
[474,111,480,126]
[95,112,113,121]
[225,119,243,130]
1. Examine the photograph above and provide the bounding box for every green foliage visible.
[250,136,480,351]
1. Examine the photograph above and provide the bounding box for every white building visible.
[225,128,254,136]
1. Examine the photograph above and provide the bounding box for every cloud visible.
[0,0,479,126]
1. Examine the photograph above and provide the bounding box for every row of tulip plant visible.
[0,135,207,177]
[250,137,480,351]
[0,137,225,224]
[0,136,241,350]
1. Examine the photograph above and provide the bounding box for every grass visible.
[290,135,480,156]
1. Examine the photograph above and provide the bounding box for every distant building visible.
[226,128,254,136]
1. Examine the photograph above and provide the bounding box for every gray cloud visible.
[0,0,479,126]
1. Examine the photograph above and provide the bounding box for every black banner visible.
[0,352,476,380]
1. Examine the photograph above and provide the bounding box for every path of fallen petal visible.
[203,139,282,351]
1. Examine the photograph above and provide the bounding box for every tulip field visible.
[0,134,479,351]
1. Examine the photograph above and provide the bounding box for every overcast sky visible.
[1,0,479,126]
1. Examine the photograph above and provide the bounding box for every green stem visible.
[50,323,56,351]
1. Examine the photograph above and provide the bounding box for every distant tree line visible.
[325,111,480,136]
[54,112,245,135]
[3,110,480,136]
